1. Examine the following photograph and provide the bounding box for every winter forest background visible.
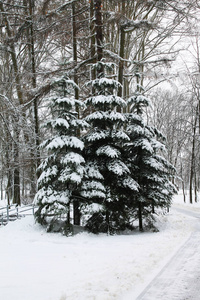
[1,0,200,234]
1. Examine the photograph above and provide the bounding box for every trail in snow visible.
[136,207,200,300]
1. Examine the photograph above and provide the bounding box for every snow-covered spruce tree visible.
[81,61,139,234]
[126,92,177,231]
[34,75,87,235]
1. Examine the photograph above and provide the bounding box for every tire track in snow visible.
[136,209,200,300]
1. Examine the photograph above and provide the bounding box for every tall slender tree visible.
[34,75,87,234]
[81,61,139,233]
[125,91,177,231]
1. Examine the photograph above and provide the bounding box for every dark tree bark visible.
[94,0,103,77]
[180,159,186,203]
[13,130,20,205]
[189,105,198,204]
[27,0,40,197]
[72,2,80,225]
[118,0,126,98]
[138,202,143,232]
[90,0,96,84]
[0,2,23,105]
[72,2,79,102]
[0,2,23,205]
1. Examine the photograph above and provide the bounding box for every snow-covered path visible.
[136,207,200,300]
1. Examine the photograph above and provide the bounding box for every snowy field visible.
[0,193,199,300]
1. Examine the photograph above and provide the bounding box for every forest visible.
[0,0,200,234]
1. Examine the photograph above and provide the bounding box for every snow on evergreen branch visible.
[133,139,153,153]
[85,164,104,180]
[54,97,75,107]
[123,177,139,191]
[35,187,70,206]
[53,77,79,91]
[85,77,121,91]
[151,139,166,152]
[107,160,130,176]
[46,136,84,151]
[85,95,126,107]
[85,130,108,142]
[86,111,125,122]
[81,190,106,199]
[94,77,121,89]
[38,165,58,185]
[128,94,150,107]
[58,171,83,184]
[111,131,130,141]
[81,181,106,192]
[96,145,120,158]
[143,157,164,171]
[126,124,144,136]
[60,152,85,165]
[50,118,70,129]
[154,154,176,172]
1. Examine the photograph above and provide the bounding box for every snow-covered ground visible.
[0,193,199,300]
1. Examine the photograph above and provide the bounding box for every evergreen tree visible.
[81,61,139,234]
[34,75,87,235]
[126,93,177,231]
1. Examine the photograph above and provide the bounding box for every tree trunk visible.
[118,0,126,98]
[67,203,71,225]
[0,2,23,105]
[13,136,20,205]
[189,107,197,204]
[1,2,23,205]
[138,202,143,232]
[182,182,186,203]
[0,173,2,201]
[152,203,155,214]
[189,167,193,204]
[6,173,12,207]
[73,200,81,226]
[180,158,186,202]
[94,0,103,77]
[106,209,110,235]
[194,173,198,202]
[72,2,79,101]
[90,0,96,85]
[0,151,3,201]
[72,2,80,225]
[28,0,40,197]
